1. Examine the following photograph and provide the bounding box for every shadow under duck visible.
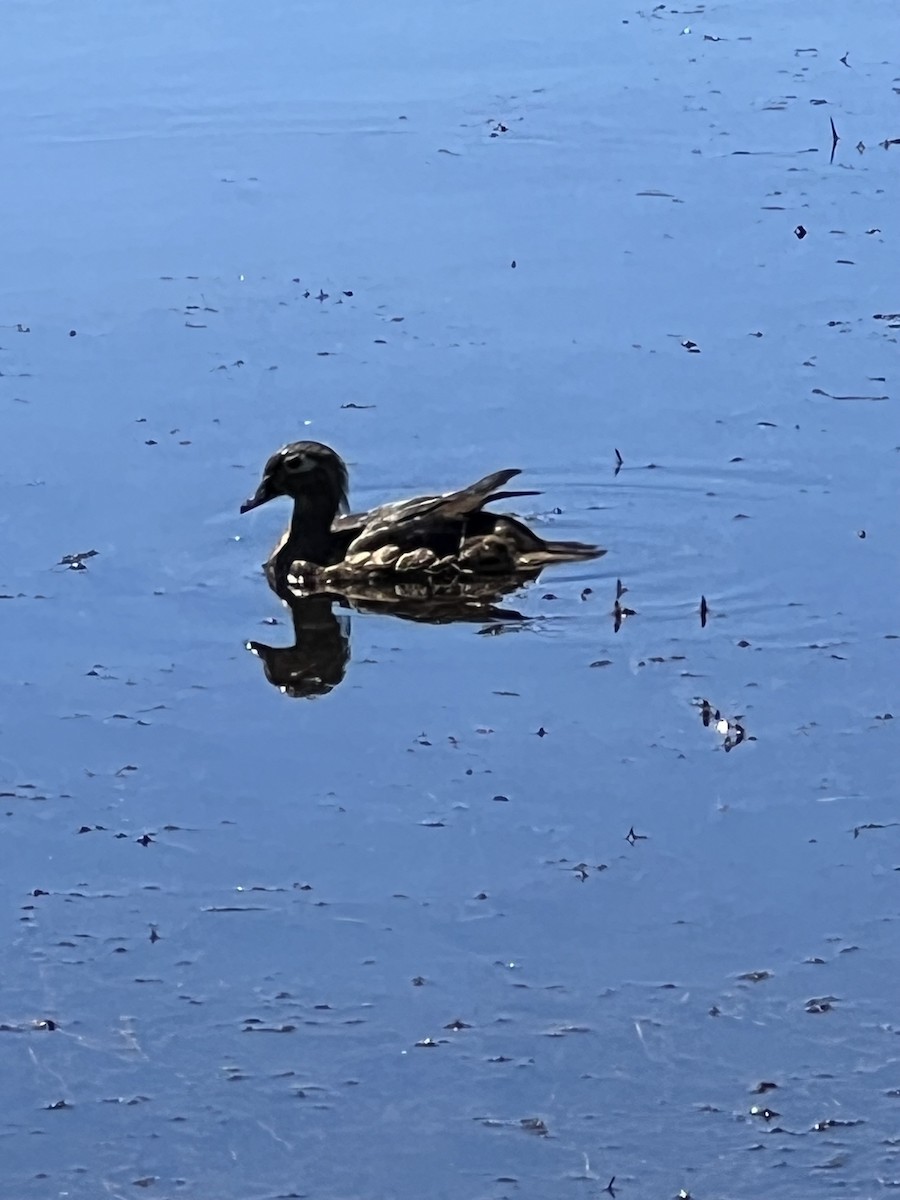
[240,440,605,588]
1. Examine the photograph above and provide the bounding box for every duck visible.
[240,440,605,588]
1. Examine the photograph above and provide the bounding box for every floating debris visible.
[749,1105,779,1122]
[811,387,888,401]
[853,820,900,838]
[696,698,750,751]
[805,996,837,1014]
[519,1117,548,1135]
[59,549,98,569]
[613,600,636,633]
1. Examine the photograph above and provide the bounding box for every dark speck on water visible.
[3,1,898,1197]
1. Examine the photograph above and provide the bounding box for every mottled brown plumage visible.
[241,440,605,588]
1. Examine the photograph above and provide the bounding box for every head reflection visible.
[246,594,350,698]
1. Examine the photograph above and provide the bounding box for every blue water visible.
[2,1,899,1196]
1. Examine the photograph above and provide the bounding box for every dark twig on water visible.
[830,116,840,164]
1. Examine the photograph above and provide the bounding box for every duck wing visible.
[333,469,538,556]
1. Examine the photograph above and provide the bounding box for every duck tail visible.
[521,540,607,567]
[483,488,543,506]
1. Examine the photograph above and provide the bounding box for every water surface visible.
[2,1,898,1197]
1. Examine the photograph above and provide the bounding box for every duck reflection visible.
[246,594,350,698]
[246,576,529,698]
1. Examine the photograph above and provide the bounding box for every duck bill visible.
[240,478,276,514]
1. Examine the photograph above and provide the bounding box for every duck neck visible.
[272,493,338,572]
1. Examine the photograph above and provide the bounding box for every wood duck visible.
[240,440,605,588]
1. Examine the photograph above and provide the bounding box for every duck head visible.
[240,441,349,516]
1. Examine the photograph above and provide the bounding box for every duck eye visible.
[282,453,308,473]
